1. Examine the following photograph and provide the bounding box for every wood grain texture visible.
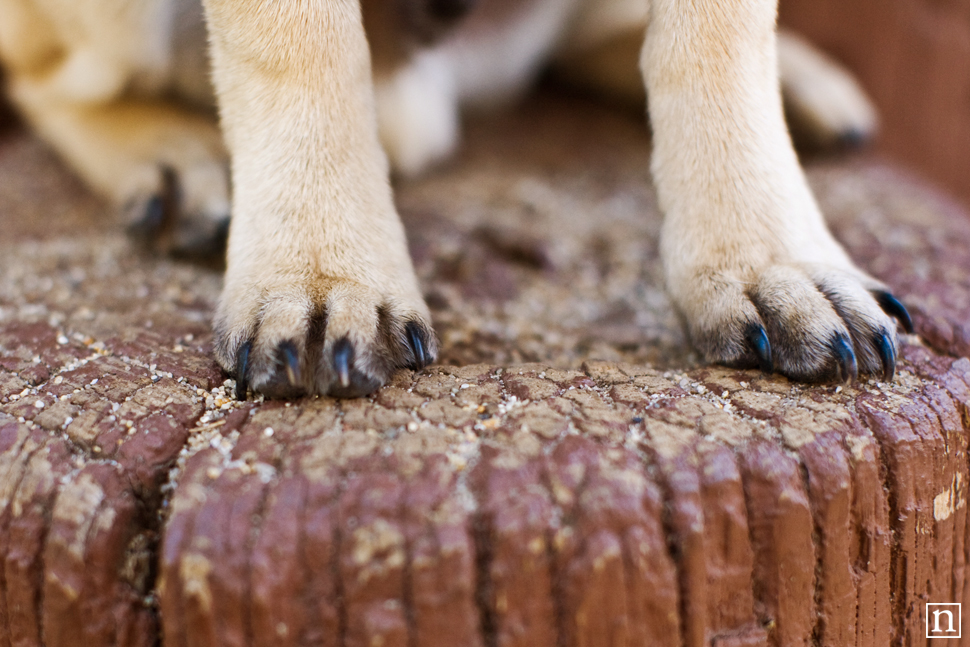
[0,92,969,646]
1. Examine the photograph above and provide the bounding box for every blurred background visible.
[1,1,967,208]
[781,0,970,206]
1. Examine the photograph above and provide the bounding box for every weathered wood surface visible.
[1,93,970,646]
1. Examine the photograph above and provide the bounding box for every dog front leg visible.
[203,0,436,398]
[642,0,911,382]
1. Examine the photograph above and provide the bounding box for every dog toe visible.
[687,265,906,384]
[218,281,437,400]
[321,337,384,399]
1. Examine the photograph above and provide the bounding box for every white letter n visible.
[933,609,956,633]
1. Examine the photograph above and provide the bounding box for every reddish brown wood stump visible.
[1,92,970,646]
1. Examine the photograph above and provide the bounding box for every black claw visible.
[875,331,897,383]
[171,216,231,261]
[127,194,166,239]
[427,0,477,21]
[745,324,773,373]
[405,321,431,370]
[837,128,870,150]
[333,338,354,389]
[234,341,252,400]
[874,291,914,334]
[278,341,301,387]
[126,165,179,249]
[831,334,858,384]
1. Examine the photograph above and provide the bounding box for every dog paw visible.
[125,162,230,259]
[678,264,912,383]
[214,279,437,399]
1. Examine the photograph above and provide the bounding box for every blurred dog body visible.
[369,0,878,176]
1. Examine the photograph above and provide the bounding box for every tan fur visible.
[640,0,896,378]
[0,0,902,396]
[203,0,435,397]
